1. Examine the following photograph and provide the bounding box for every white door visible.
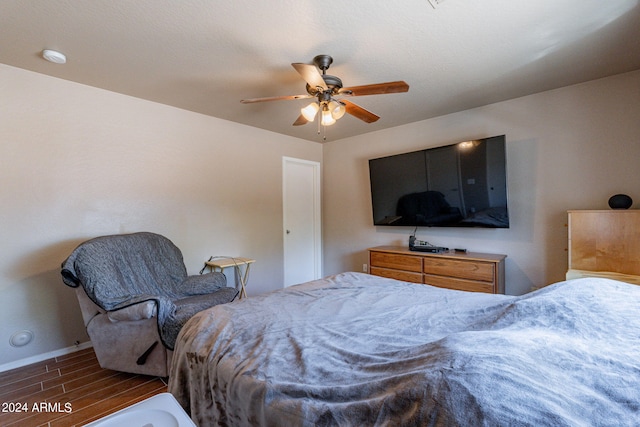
[283,157,321,287]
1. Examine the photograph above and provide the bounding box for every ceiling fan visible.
[240,55,409,127]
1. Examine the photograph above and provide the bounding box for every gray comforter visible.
[169,272,640,426]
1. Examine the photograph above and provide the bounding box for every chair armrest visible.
[174,272,227,296]
[107,300,158,322]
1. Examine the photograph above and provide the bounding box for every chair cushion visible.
[161,287,239,350]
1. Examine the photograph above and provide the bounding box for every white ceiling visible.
[2,0,639,142]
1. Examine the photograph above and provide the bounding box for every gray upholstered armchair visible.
[61,232,238,377]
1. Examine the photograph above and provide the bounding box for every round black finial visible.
[608,194,633,209]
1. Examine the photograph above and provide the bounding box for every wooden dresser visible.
[567,210,640,285]
[368,246,506,294]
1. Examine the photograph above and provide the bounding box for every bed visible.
[169,272,640,426]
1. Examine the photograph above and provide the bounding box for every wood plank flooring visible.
[0,347,168,426]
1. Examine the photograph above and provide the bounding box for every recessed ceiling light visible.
[42,49,67,64]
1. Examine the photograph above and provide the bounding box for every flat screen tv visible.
[369,135,509,228]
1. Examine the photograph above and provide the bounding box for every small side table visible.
[204,257,255,299]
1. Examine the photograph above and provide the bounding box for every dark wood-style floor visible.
[0,347,167,426]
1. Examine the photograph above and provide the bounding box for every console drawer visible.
[370,266,423,284]
[424,274,495,293]
[370,251,422,273]
[423,258,494,282]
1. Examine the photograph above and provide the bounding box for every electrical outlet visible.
[362,263,368,273]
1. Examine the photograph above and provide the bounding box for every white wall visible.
[323,70,640,295]
[0,64,321,367]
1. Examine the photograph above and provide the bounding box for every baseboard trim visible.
[0,341,93,373]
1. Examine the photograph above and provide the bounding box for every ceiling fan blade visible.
[341,99,380,123]
[292,114,309,126]
[339,81,409,97]
[292,63,328,91]
[240,94,312,104]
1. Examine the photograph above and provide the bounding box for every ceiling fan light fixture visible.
[242,55,409,136]
[321,104,336,126]
[329,100,346,120]
[301,102,319,122]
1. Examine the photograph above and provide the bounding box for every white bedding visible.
[169,272,640,426]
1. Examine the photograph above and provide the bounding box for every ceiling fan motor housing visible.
[306,54,343,99]
[306,75,343,97]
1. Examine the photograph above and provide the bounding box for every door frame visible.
[282,156,322,286]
